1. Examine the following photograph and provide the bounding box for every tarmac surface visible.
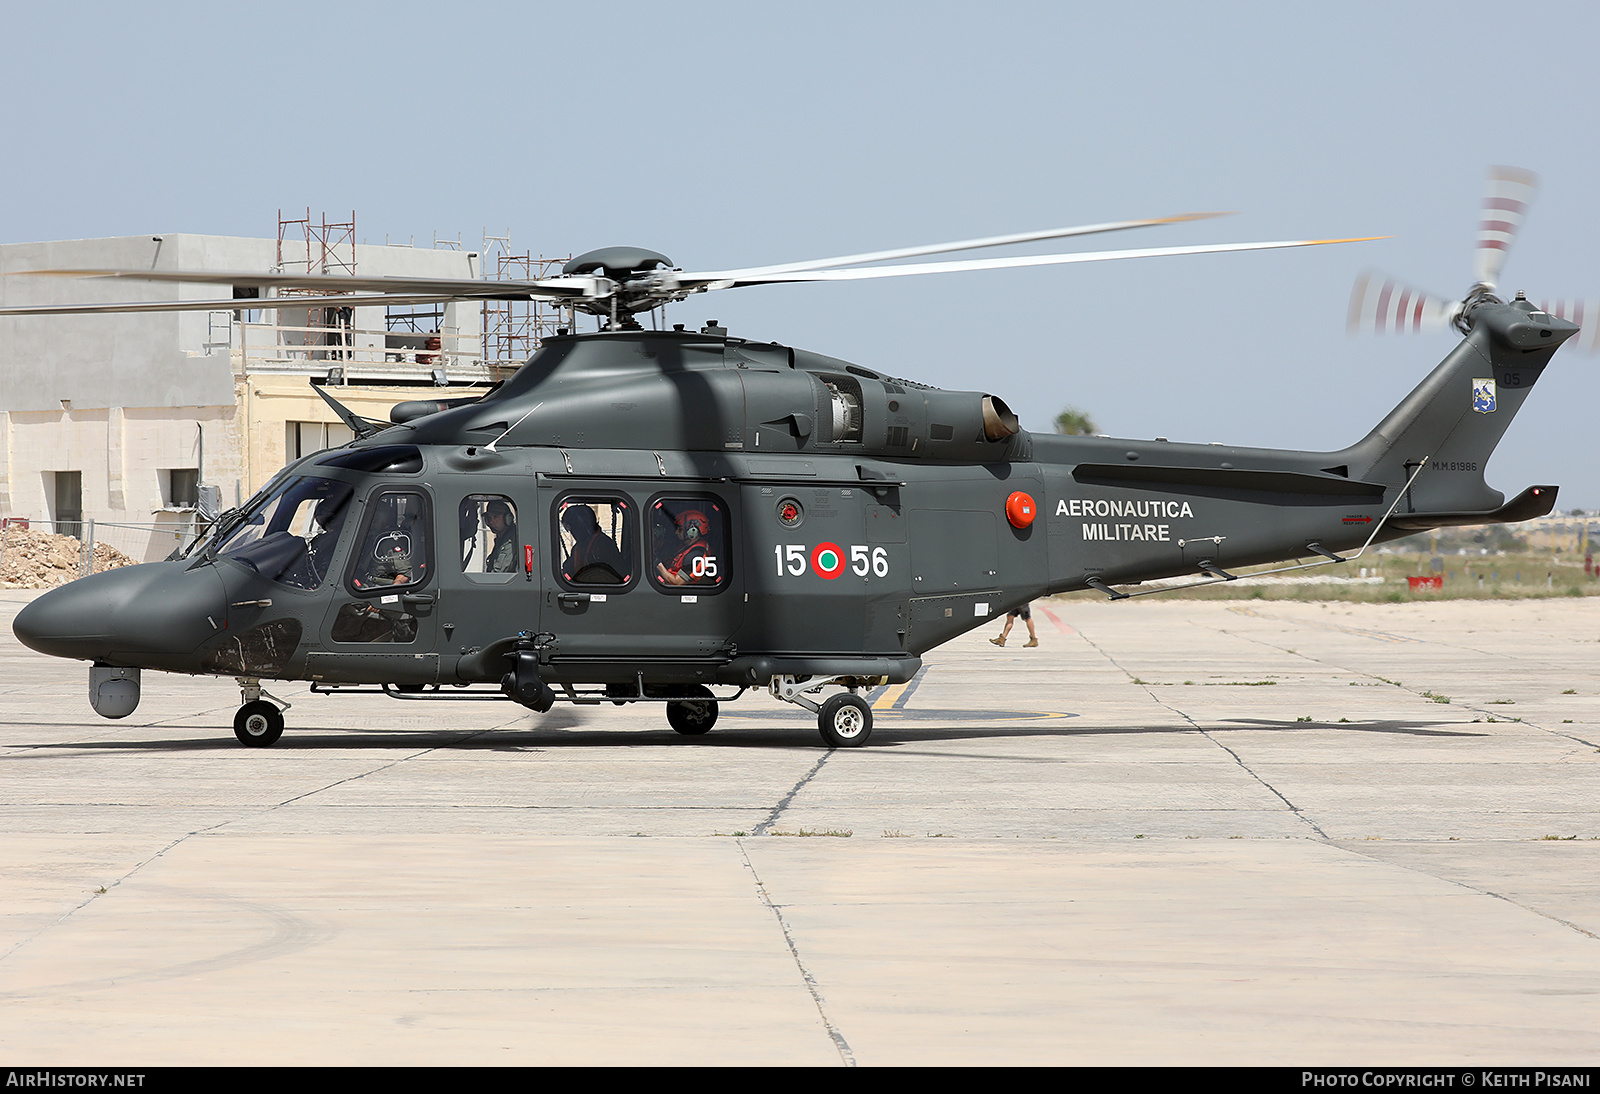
[2,589,1598,1066]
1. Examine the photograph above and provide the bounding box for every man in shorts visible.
[990,602,1038,647]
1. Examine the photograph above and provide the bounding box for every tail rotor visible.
[1347,272,1458,335]
[1349,165,1595,349]
[1472,164,1538,294]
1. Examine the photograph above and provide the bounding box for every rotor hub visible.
[564,247,674,280]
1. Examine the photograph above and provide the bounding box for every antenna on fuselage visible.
[486,401,543,452]
[312,383,386,439]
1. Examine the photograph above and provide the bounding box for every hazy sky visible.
[5,1,1598,504]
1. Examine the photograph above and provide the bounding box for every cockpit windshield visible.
[213,475,355,590]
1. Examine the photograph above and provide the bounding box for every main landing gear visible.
[233,678,291,747]
[817,693,872,748]
[770,675,875,748]
[665,684,719,736]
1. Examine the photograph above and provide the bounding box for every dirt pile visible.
[0,526,138,589]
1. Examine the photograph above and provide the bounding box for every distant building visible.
[0,231,496,561]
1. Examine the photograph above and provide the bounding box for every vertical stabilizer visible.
[1336,298,1575,515]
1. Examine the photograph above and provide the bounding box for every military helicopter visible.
[5,192,1573,749]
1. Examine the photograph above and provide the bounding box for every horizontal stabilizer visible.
[1386,485,1558,532]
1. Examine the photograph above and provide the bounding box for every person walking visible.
[991,603,1038,647]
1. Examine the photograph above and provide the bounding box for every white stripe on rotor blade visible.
[1474,167,1537,285]
[679,213,1229,280]
[711,238,1378,286]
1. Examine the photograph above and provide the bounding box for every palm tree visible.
[1054,406,1097,436]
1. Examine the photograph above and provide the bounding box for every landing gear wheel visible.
[233,700,284,747]
[817,693,872,748]
[666,685,718,736]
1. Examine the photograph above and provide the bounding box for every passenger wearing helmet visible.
[484,499,517,573]
[655,506,713,586]
[561,503,627,584]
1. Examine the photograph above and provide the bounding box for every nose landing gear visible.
[233,678,291,747]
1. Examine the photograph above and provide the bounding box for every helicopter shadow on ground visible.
[1217,718,1490,738]
[4,712,1490,755]
[821,717,1492,748]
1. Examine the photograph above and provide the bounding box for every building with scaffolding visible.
[0,212,564,564]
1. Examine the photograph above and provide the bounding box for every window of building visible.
[51,471,82,538]
[287,421,357,462]
[163,468,199,509]
[231,285,261,324]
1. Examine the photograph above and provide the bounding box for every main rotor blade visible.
[3,267,559,295]
[0,292,464,316]
[696,237,1382,289]
[0,272,601,316]
[679,213,1229,282]
[2,267,593,302]
[1473,165,1538,291]
[1347,272,1458,335]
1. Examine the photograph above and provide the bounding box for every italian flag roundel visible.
[811,542,847,579]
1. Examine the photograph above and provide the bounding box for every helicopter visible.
[4,192,1574,749]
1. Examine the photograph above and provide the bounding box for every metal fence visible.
[0,515,206,580]
[236,321,492,384]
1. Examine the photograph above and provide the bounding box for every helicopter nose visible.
[13,562,227,663]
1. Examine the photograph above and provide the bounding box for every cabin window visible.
[348,489,433,593]
[460,495,520,579]
[554,495,635,588]
[648,495,729,593]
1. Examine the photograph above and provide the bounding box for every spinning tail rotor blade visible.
[1540,299,1600,353]
[1474,165,1538,291]
[1347,272,1458,335]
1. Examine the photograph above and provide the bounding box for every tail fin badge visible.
[1472,378,1497,413]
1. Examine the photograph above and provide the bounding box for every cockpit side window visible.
[460,494,520,579]
[348,489,433,594]
[554,495,634,588]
